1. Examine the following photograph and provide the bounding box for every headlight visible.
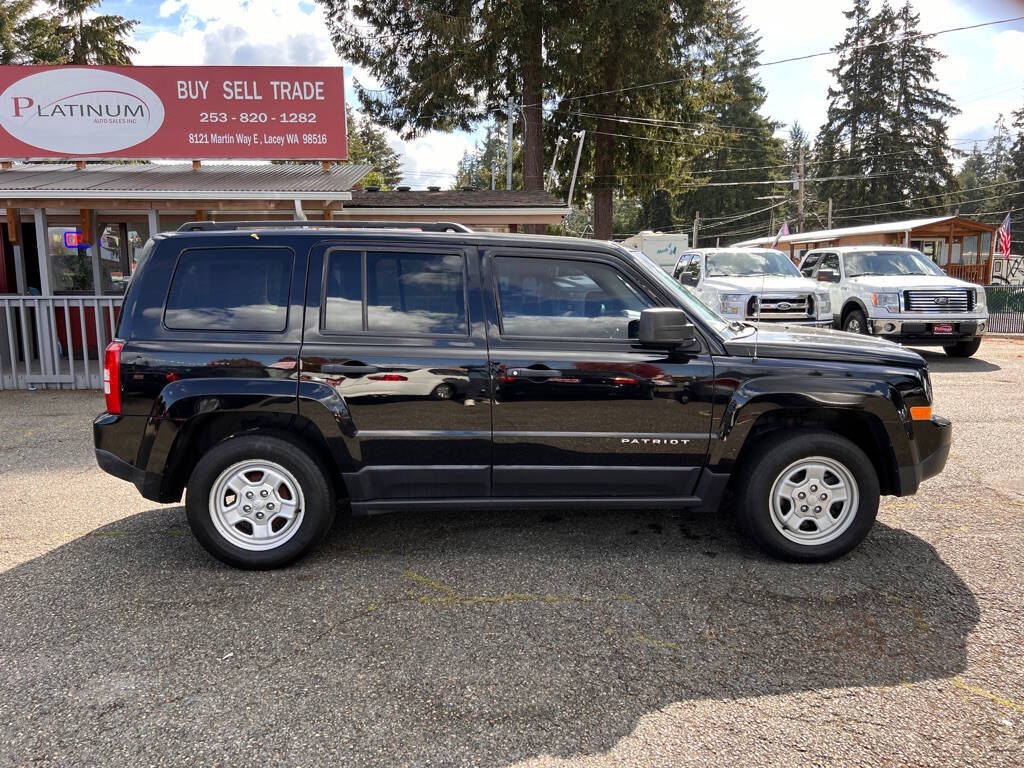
[816,293,831,315]
[974,287,986,308]
[871,292,900,313]
[719,294,745,315]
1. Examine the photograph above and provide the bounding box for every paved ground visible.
[0,338,1022,767]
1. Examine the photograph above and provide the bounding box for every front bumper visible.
[897,415,952,495]
[870,318,987,344]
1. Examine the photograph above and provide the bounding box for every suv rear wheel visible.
[185,434,335,569]
[735,431,879,562]
[943,338,982,358]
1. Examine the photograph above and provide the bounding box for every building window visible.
[47,226,93,294]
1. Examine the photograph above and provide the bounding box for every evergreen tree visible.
[642,189,674,230]
[53,0,138,64]
[814,0,957,220]
[673,0,783,232]
[351,113,403,189]
[0,0,64,63]
[317,0,548,206]
[453,124,520,190]
[954,145,987,216]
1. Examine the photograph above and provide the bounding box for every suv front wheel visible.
[735,431,880,562]
[186,434,335,569]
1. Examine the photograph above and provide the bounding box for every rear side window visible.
[323,250,468,336]
[493,255,652,339]
[164,247,293,332]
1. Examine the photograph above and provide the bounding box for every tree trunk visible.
[591,53,619,240]
[521,0,545,233]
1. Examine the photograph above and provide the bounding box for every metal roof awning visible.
[735,215,997,248]
[0,162,371,202]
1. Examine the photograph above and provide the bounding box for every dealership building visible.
[0,65,569,390]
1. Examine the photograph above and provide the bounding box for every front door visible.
[298,240,491,501]
[482,247,715,500]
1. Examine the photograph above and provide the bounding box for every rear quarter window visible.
[164,247,293,332]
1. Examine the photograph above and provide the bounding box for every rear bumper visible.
[94,412,169,503]
[897,415,952,495]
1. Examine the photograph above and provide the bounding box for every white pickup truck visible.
[671,248,833,327]
[798,246,988,357]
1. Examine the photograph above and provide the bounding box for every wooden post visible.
[192,160,201,171]
[194,210,206,221]
[75,161,87,170]
[79,209,94,245]
[6,208,19,245]
[323,207,334,220]
[321,161,332,173]
[986,227,996,284]
[1,161,12,171]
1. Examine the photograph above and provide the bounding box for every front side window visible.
[819,254,840,274]
[800,253,821,276]
[165,247,292,332]
[494,256,653,339]
[323,250,467,335]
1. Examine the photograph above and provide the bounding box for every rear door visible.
[298,239,491,501]
[482,246,715,500]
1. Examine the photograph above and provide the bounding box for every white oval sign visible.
[0,68,165,155]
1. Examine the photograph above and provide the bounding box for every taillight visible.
[103,341,123,414]
[368,373,408,382]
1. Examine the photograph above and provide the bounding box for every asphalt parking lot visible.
[1,338,1022,767]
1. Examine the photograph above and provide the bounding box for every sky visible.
[107,0,1024,187]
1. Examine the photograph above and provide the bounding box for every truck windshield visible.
[626,248,734,335]
[844,250,946,277]
[706,250,800,277]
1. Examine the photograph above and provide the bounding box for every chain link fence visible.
[986,284,1024,334]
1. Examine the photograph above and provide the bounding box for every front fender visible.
[709,374,911,471]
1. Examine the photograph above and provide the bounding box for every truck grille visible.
[903,288,973,313]
[746,295,813,321]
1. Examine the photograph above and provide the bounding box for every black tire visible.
[943,338,982,358]
[843,308,868,335]
[430,383,455,400]
[185,434,335,569]
[734,430,880,562]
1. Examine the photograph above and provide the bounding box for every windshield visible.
[705,249,800,277]
[626,248,733,335]
[844,250,946,277]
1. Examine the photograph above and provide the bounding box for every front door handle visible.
[507,367,564,379]
[321,363,380,375]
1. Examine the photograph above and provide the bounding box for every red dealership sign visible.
[0,65,346,160]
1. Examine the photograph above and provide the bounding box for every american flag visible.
[771,221,789,249]
[997,213,1012,257]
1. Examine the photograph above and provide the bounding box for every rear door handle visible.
[321,363,380,375]
[507,367,564,379]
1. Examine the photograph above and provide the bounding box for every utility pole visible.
[491,159,496,191]
[506,96,514,190]
[797,145,805,233]
[692,211,700,248]
[770,212,775,237]
[827,197,833,229]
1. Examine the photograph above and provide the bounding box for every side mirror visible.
[677,272,698,287]
[638,308,698,350]
[817,268,839,283]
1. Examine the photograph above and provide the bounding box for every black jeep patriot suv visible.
[94,221,951,569]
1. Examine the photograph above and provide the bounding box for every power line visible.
[524,14,1024,108]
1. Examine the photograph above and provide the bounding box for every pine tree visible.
[642,189,674,230]
[53,0,138,64]
[673,0,783,236]
[454,124,520,190]
[352,114,403,189]
[317,0,548,207]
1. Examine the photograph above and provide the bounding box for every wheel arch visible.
[841,297,870,325]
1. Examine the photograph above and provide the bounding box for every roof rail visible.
[176,220,473,233]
